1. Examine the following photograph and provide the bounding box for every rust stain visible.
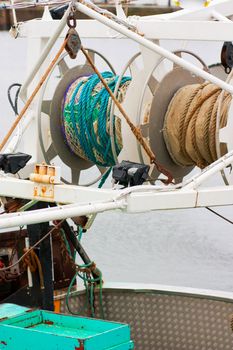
[44,320,54,325]
[0,341,7,345]
[25,308,34,313]
[33,187,38,197]
[75,339,84,350]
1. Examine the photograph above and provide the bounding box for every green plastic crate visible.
[0,304,134,350]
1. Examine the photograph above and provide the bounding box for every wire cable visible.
[7,83,22,115]
[206,207,233,225]
[0,220,64,272]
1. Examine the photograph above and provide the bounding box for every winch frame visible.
[1,0,233,225]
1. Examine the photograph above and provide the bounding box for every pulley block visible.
[221,41,233,74]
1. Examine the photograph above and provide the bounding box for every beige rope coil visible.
[163,82,232,169]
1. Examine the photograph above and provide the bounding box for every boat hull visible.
[56,283,233,350]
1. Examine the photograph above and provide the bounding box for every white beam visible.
[1,176,233,217]
[126,189,197,212]
[0,176,116,204]
[156,0,233,21]
[197,186,233,207]
[0,200,125,229]
[19,18,233,42]
[19,5,71,101]
[75,2,233,94]
[19,19,114,39]
[211,9,232,22]
[17,0,233,42]
[125,186,233,213]
[137,20,233,41]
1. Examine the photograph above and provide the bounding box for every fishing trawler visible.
[1,0,233,349]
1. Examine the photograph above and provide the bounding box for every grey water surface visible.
[1,31,233,292]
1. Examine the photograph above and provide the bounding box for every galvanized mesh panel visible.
[60,289,233,350]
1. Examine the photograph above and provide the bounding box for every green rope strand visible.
[62,71,131,167]
[64,165,108,316]
[60,228,73,258]
[77,166,112,242]
[63,73,122,318]
[66,262,104,318]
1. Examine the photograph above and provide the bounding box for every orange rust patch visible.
[75,340,84,350]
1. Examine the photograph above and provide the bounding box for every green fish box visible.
[0,304,134,350]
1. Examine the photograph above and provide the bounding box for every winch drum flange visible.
[37,50,115,185]
[141,54,205,182]
[50,64,94,174]
[149,66,203,182]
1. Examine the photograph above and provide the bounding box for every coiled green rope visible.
[66,262,104,319]
[62,73,131,318]
[62,71,131,167]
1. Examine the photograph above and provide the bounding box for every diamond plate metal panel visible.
[59,289,233,350]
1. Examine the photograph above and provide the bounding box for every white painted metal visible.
[2,0,233,226]
[183,150,233,189]
[0,147,233,216]
[75,2,233,94]
[55,281,233,303]
[119,46,161,163]
[25,237,33,288]
[175,1,212,10]
[19,4,71,102]
[211,9,232,22]
[156,0,233,20]
[2,176,233,227]
[0,200,126,229]
[136,20,233,41]
[18,20,117,39]
[0,175,116,203]
[17,18,233,41]
[4,111,34,154]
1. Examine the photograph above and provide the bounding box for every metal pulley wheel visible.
[37,49,115,185]
[221,42,233,74]
[136,50,208,182]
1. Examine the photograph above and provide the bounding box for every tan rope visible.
[163,82,232,169]
[202,89,220,163]
[179,83,207,163]
[0,221,63,272]
[23,248,45,289]
[189,84,221,167]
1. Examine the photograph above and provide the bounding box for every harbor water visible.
[1,30,233,292]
